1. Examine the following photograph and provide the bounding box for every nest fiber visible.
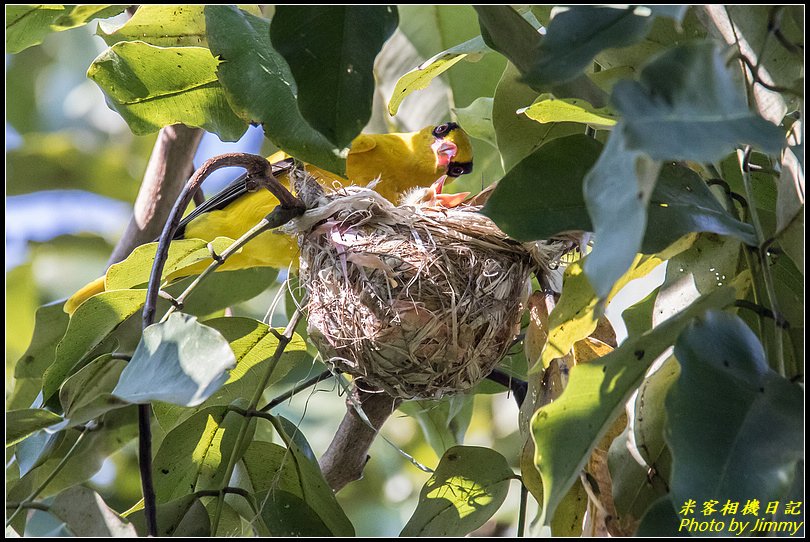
[293,177,565,399]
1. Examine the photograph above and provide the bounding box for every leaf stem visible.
[517,482,528,537]
[210,309,304,534]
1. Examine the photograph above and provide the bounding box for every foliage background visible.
[5,4,804,537]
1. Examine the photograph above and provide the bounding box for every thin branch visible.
[517,482,528,537]
[259,370,334,412]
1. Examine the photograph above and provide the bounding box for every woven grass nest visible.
[290,173,573,400]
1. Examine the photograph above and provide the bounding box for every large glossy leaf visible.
[6,5,126,53]
[271,6,398,148]
[87,41,247,141]
[205,5,346,175]
[523,6,656,87]
[50,486,137,537]
[583,127,660,298]
[113,313,236,406]
[482,134,602,240]
[41,290,146,403]
[243,440,355,537]
[531,287,735,525]
[491,63,584,172]
[14,301,69,381]
[401,446,514,536]
[666,311,804,533]
[5,409,64,447]
[613,41,784,161]
[152,317,309,430]
[388,36,491,117]
[152,405,255,503]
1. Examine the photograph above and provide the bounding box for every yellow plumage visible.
[63,123,473,314]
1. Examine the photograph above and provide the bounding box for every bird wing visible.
[348,134,377,155]
[174,158,296,239]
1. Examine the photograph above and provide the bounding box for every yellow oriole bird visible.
[64,122,473,314]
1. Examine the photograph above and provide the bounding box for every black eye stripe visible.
[447,161,473,177]
[432,121,459,138]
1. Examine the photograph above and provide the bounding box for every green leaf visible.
[6,409,64,447]
[666,311,803,534]
[7,407,138,501]
[113,313,236,406]
[388,36,491,117]
[621,287,659,338]
[453,97,497,147]
[492,63,584,172]
[205,5,346,175]
[632,356,678,480]
[270,6,398,148]
[14,301,69,380]
[128,495,210,537]
[643,165,757,252]
[50,486,137,537]
[474,6,541,77]
[6,5,126,53]
[583,127,661,298]
[636,496,683,537]
[87,41,246,141]
[520,94,618,128]
[531,287,735,525]
[613,41,784,161]
[153,317,308,430]
[15,429,62,477]
[401,446,514,536]
[524,6,656,87]
[399,397,474,458]
[99,5,206,47]
[244,434,355,536]
[482,134,602,240]
[42,290,146,403]
[152,406,255,503]
[59,354,129,426]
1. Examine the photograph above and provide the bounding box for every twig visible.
[739,148,786,376]
[5,427,89,527]
[517,482,528,537]
[210,309,304,534]
[319,388,402,492]
[108,125,204,266]
[259,370,334,412]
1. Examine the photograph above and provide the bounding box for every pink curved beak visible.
[431,138,458,167]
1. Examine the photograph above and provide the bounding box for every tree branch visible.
[108,124,204,266]
[320,389,401,492]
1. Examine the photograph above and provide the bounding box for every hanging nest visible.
[289,173,575,400]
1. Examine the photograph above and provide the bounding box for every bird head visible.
[429,122,474,179]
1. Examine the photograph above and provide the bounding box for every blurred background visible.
[6,8,663,536]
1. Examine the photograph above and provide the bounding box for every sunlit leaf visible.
[13,301,69,397]
[6,5,126,53]
[531,287,735,525]
[51,486,137,537]
[666,311,804,533]
[152,405,255,503]
[128,495,210,536]
[205,5,346,175]
[88,41,246,141]
[520,94,618,128]
[613,41,784,161]
[389,36,491,116]
[6,409,63,447]
[113,313,236,406]
[401,446,514,536]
